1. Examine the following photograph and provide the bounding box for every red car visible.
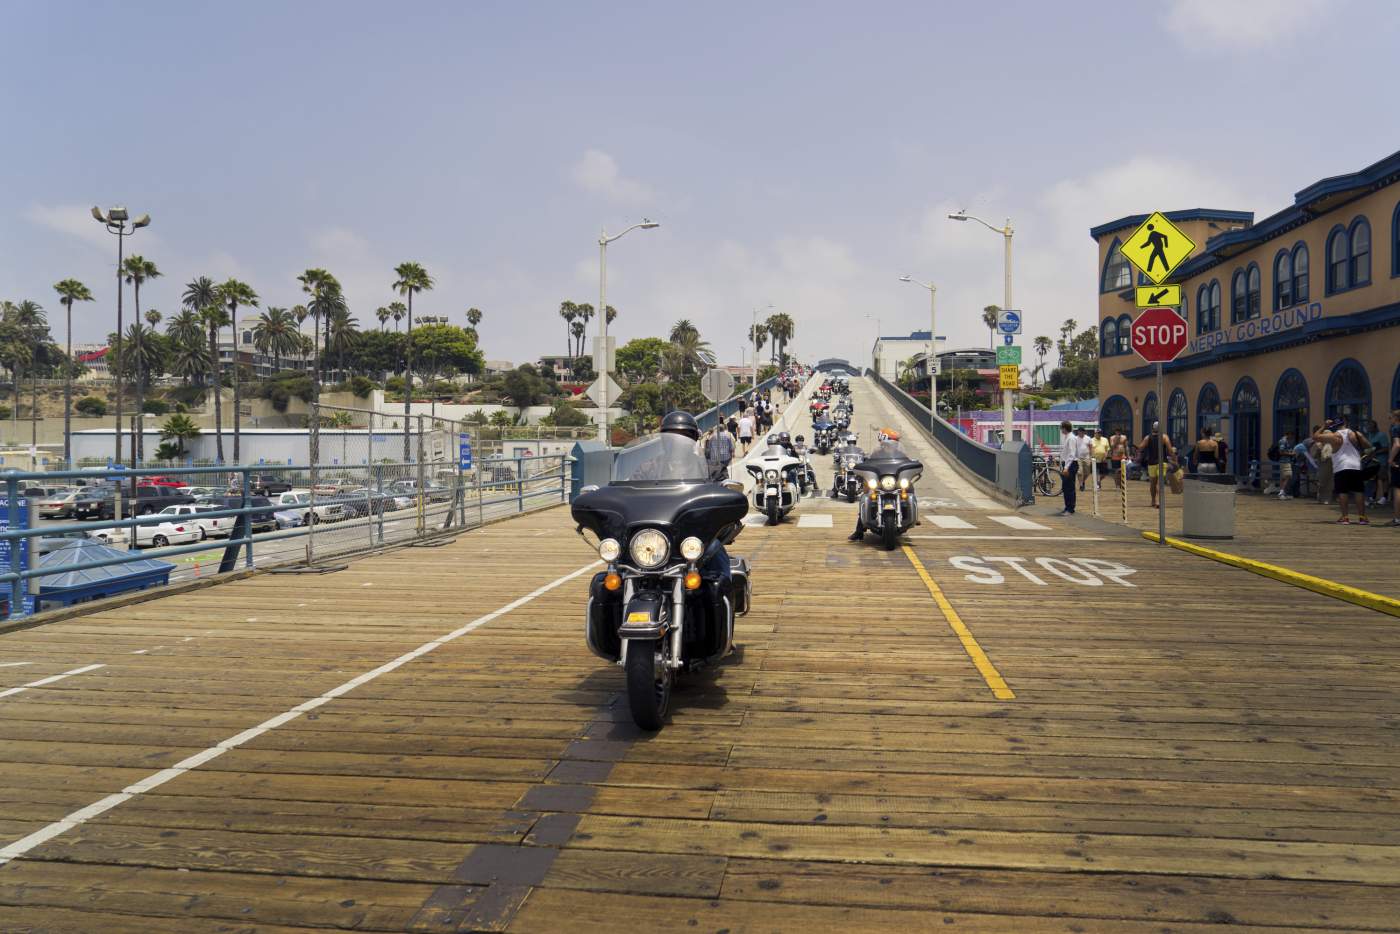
[139,476,185,489]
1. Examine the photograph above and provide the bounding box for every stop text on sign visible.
[1131,307,1189,363]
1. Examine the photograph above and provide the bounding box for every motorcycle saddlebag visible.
[586,572,623,662]
[729,556,751,616]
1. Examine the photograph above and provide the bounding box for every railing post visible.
[307,405,319,567]
[516,457,524,512]
[243,468,253,568]
[6,476,20,620]
[416,416,427,538]
[374,463,385,545]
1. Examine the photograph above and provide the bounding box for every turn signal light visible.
[869,492,878,500]
[900,489,909,499]
[684,570,702,591]
[603,572,621,591]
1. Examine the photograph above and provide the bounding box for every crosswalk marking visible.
[988,515,1051,531]
[797,514,833,528]
[929,515,976,529]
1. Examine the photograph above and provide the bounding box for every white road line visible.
[0,664,106,700]
[796,514,833,528]
[0,662,33,668]
[929,515,977,529]
[0,559,601,866]
[989,515,1051,531]
[910,534,1106,541]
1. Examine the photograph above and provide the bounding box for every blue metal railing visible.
[695,375,783,432]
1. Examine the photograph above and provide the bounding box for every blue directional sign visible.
[1003,334,1014,346]
[0,497,34,616]
[458,434,473,470]
[996,309,1023,335]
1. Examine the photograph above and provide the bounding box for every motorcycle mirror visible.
[721,480,744,494]
[579,485,599,495]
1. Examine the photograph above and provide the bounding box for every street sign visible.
[699,368,735,403]
[996,309,1022,335]
[583,374,623,408]
[998,364,1019,389]
[1134,284,1181,308]
[458,433,473,470]
[592,336,615,375]
[1002,334,1013,346]
[996,345,1021,366]
[1120,212,1196,285]
[1131,307,1189,363]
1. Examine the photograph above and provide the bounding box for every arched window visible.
[1167,389,1188,450]
[1230,269,1247,324]
[1393,201,1400,278]
[1392,361,1400,411]
[1246,263,1261,319]
[1101,239,1131,293]
[1142,391,1158,440]
[1196,383,1221,437]
[1232,378,1262,476]
[1100,395,1132,439]
[1274,250,1293,309]
[1116,314,1132,355]
[1325,359,1371,426]
[1349,218,1371,286]
[1327,225,1350,293]
[1273,368,1310,444]
[1291,242,1309,303]
[1197,280,1221,334]
[1101,318,1118,357]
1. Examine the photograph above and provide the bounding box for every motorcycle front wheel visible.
[625,638,672,730]
[767,500,780,525]
[881,522,899,551]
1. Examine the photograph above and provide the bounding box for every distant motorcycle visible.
[745,441,802,525]
[812,419,836,454]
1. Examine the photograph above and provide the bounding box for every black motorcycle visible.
[855,449,923,550]
[832,447,864,502]
[573,434,751,730]
[812,420,835,454]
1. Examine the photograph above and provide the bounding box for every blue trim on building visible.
[1324,358,1371,419]
[1392,201,1400,278]
[1391,361,1400,409]
[1088,209,1253,241]
[1116,301,1400,379]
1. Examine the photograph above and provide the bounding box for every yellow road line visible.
[901,544,1015,700]
[1142,531,1400,619]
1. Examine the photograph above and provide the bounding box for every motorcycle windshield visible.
[611,434,709,484]
[759,444,790,459]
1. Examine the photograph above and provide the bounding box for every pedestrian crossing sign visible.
[1120,212,1195,285]
[1134,284,1181,308]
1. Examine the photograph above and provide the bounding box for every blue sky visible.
[3,0,1396,368]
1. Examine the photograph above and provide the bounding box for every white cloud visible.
[569,149,655,205]
[26,203,162,252]
[1163,0,1331,48]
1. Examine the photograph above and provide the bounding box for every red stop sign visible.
[1131,307,1188,363]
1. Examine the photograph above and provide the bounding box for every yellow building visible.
[1093,149,1400,473]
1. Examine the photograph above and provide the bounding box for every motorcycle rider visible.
[848,428,907,541]
[660,411,731,586]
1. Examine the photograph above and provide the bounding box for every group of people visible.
[1271,413,1399,525]
[728,392,780,455]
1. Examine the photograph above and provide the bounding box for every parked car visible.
[334,488,394,518]
[247,474,293,496]
[87,520,200,548]
[34,528,91,555]
[37,490,84,518]
[274,507,304,530]
[213,495,278,533]
[273,490,347,525]
[176,485,221,498]
[140,476,187,490]
[157,503,234,541]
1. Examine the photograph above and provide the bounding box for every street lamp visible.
[93,205,151,464]
[899,276,938,429]
[947,210,1015,445]
[597,219,659,447]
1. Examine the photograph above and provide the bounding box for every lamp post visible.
[597,219,659,447]
[948,211,1014,445]
[92,206,151,464]
[899,276,938,430]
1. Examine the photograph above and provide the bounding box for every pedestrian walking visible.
[1090,429,1110,490]
[1056,420,1080,515]
[1284,432,1316,499]
[1142,421,1174,509]
[1074,428,1092,491]
[1193,427,1221,475]
[1315,432,1334,505]
[1313,419,1370,524]
[737,411,755,453]
[1109,429,1127,489]
[706,423,736,481]
[1365,419,1389,506]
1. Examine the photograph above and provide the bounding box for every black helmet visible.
[659,410,700,441]
[779,431,792,444]
[795,435,805,444]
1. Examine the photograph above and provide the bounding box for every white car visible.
[87,520,200,548]
[158,503,235,541]
[177,485,221,498]
[275,490,347,525]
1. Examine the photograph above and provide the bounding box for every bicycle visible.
[1032,457,1063,497]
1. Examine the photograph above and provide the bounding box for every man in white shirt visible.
[1057,420,1082,515]
[736,412,755,453]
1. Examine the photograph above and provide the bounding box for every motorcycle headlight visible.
[598,538,621,562]
[679,536,704,561]
[765,469,778,482]
[866,478,877,490]
[880,475,897,491]
[629,529,670,569]
[899,477,910,489]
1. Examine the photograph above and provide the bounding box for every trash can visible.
[1181,473,1236,540]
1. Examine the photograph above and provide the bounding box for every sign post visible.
[1130,307,1190,546]
[995,310,1022,445]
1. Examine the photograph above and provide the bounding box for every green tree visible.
[501,364,551,408]
[982,305,1000,350]
[122,256,162,459]
[254,306,298,372]
[216,279,259,464]
[375,305,391,331]
[166,309,209,386]
[572,302,595,359]
[183,276,225,462]
[53,278,94,466]
[616,337,669,384]
[75,396,107,416]
[465,307,483,334]
[669,319,698,342]
[393,261,434,460]
[1033,335,1052,387]
[412,323,483,386]
[159,413,202,457]
[748,322,768,362]
[325,307,359,378]
[557,301,578,376]
[388,301,406,332]
[765,312,794,364]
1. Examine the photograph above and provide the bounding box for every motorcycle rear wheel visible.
[625,638,672,730]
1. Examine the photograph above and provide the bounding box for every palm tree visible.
[122,256,161,459]
[376,306,391,331]
[1033,335,1052,387]
[1057,318,1078,363]
[297,269,337,389]
[326,308,359,378]
[254,307,295,372]
[5,301,47,448]
[466,307,483,331]
[574,303,595,359]
[388,301,406,332]
[217,279,259,463]
[53,279,93,466]
[748,322,768,362]
[393,262,434,461]
[569,321,586,369]
[166,309,207,385]
[669,319,698,343]
[605,306,617,327]
[982,306,1000,349]
[765,313,794,365]
[159,413,201,458]
[558,301,578,374]
[199,304,231,463]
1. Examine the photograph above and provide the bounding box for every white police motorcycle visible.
[745,438,802,525]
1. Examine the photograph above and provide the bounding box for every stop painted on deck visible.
[948,556,1137,587]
